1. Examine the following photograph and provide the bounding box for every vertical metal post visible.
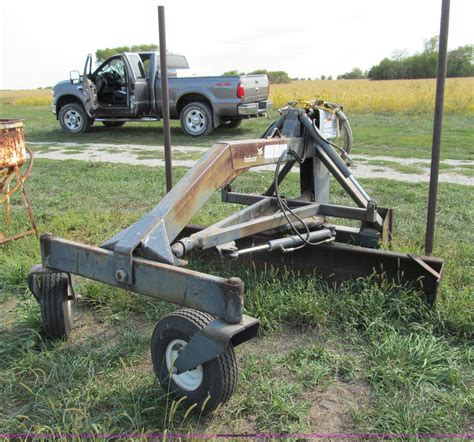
[158,5,173,192]
[425,0,450,256]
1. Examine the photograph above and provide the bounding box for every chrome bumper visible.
[238,100,273,116]
[51,104,57,115]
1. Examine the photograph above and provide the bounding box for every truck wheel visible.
[40,272,74,340]
[151,308,238,414]
[180,102,214,137]
[102,121,125,128]
[219,118,242,129]
[59,103,91,134]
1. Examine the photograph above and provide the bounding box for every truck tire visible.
[219,118,242,129]
[180,102,214,137]
[102,121,126,128]
[58,103,91,134]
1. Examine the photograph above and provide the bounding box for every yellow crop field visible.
[270,78,474,114]
[0,89,51,106]
[1,77,473,114]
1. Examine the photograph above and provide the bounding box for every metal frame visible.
[30,105,444,373]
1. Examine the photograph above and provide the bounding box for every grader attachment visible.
[29,103,443,413]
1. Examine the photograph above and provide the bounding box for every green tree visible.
[447,45,474,77]
[424,36,439,53]
[368,36,473,80]
[338,67,364,79]
[222,70,242,76]
[95,44,159,63]
[248,69,291,84]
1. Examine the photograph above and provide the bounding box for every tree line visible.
[95,36,472,82]
[338,37,473,80]
[95,44,159,63]
[222,69,291,84]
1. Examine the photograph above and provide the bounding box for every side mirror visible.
[70,70,80,83]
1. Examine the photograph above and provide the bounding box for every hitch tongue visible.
[227,228,334,259]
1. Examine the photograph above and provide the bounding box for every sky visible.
[1,0,473,89]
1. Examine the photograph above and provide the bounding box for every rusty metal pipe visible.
[158,5,173,192]
[425,0,450,256]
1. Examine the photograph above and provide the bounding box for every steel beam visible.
[222,191,378,222]
[40,234,244,323]
[195,202,321,250]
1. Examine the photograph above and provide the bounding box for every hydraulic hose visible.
[336,109,353,155]
[299,113,352,178]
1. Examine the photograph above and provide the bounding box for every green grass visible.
[349,112,474,160]
[1,102,473,160]
[0,159,472,435]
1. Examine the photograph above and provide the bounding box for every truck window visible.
[128,54,146,79]
[143,59,151,79]
[97,58,126,78]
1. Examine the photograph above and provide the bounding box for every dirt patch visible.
[68,303,112,343]
[307,380,370,434]
[30,141,474,186]
[0,299,18,325]
[244,326,326,355]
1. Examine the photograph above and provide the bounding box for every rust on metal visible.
[1,119,26,176]
[1,120,38,245]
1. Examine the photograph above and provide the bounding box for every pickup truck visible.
[52,52,272,136]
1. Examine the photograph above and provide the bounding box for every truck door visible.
[123,53,150,116]
[82,54,99,116]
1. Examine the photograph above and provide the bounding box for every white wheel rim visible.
[185,109,206,134]
[64,110,83,131]
[165,339,203,391]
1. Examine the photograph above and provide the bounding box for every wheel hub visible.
[165,339,203,391]
[186,110,205,134]
[64,110,82,130]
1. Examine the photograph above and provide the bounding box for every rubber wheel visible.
[102,121,125,128]
[180,102,214,137]
[40,272,73,340]
[219,118,242,129]
[58,103,91,134]
[151,308,237,414]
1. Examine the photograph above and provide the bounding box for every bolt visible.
[115,269,128,283]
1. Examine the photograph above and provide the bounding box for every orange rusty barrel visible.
[1,119,26,177]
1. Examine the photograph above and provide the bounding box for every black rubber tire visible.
[102,121,126,128]
[40,272,73,340]
[151,308,237,414]
[58,103,91,134]
[180,102,214,137]
[219,118,242,129]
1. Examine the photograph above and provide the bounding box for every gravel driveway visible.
[30,142,474,186]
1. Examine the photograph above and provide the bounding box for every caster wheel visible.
[39,272,74,340]
[151,308,237,414]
